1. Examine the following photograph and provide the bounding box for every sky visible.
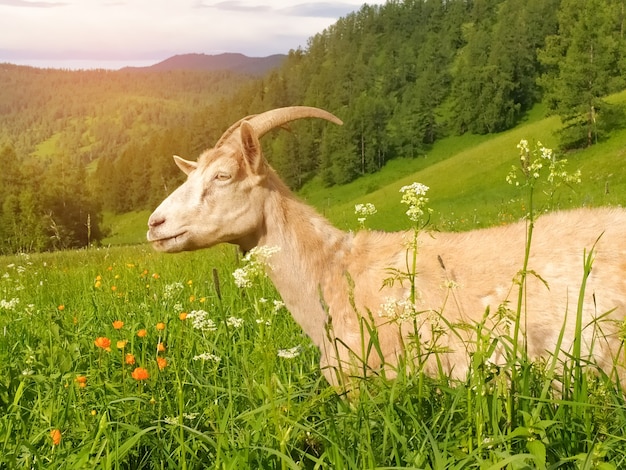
[0,0,381,69]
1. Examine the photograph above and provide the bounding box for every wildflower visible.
[94,280,102,288]
[179,312,188,321]
[91,410,97,416]
[58,304,65,311]
[379,297,416,322]
[112,320,124,330]
[0,298,19,310]
[156,322,166,331]
[354,202,377,227]
[157,342,166,352]
[111,286,117,292]
[399,183,431,223]
[50,429,62,446]
[116,340,127,349]
[163,282,184,299]
[193,352,221,362]
[232,245,280,288]
[94,337,111,351]
[187,310,217,332]
[137,329,147,338]
[75,375,87,388]
[277,346,301,359]
[125,353,136,365]
[226,316,244,328]
[273,300,285,313]
[152,273,160,279]
[131,367,150,381]
[157,357,167,370]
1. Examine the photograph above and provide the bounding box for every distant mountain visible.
[124,53,286,76]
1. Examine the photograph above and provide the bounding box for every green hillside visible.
[103,92,626,245]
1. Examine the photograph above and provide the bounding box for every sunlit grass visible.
[2,221,626,467]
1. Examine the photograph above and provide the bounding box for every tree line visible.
[1,0,625,253]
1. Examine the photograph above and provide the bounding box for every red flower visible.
[131,367,150,381]
[94,337,111,350]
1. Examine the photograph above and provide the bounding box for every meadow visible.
[3,121,626,468]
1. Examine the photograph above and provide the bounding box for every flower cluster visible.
[354,202,377,227]
[506,139,581,189]
[378,296,416,323]
[232,245,280,288]
[277,345,301,359]
[399,182,431,223]
[187,309,217,332]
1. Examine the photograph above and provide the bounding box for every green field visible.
[3,102,626,468]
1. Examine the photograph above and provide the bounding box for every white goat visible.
[147,106,626,388]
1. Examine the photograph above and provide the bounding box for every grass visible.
[7,97,626,468]
[2,228,626,468]
[4,149,626,467]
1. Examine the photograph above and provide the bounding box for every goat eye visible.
[215,172,231,181]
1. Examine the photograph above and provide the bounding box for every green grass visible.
[8,96,626,468]
[2,225,626,468]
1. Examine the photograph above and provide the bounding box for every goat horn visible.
[215,106,343,148]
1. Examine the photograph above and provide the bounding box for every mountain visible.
[124,52,286,76]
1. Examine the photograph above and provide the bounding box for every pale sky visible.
[0,0,380,69]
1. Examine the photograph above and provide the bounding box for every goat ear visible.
[240,121,264,173]
[173,155,197,175]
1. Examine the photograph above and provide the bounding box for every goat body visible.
[147,106,626,387]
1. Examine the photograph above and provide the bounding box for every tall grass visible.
[3,143,626,468]
[1,240,626,468]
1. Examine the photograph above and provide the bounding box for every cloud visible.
[281,2,363,18]
[195,1,272,13]
[0,0,67,7]
[196,1,361,18]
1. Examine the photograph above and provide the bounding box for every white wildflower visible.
[277,346,301,359]
[163,282,184,299]
[186,310,217,332]
[355,203,377,227]
[226,316,244,328]
[256,318,271,326]
[399,183,431,223]
[0,298,19,310]
[379,296,416,322]
[193,352,221,362]
[233,245,280,288]
[273,300,285,313]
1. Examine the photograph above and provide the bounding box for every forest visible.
[1,0,625,254]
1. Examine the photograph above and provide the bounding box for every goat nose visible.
[148,214,165,228]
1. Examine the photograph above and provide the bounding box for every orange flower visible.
[157,342,166,352]
[189,295,196,302]
[156,322,165,331]
[137,329,147,338]
[94,337,111,350]
[112,320,124,330]
[58,305,65,311]
[116,340,127,349]
[131,367,150,381]
[75,375,87,388]
[125,353,136,365]
[111,286,117,292]
[152,273,160,279]
[50,429,62,446]
[179,312,188,321]
[94,280,102,288]
[157,357,167,370]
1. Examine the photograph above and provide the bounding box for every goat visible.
[147,106,626,388]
